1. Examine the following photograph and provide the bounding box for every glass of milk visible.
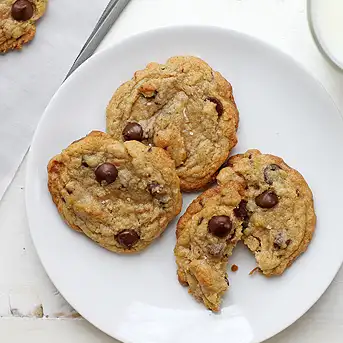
[308,0,343,70]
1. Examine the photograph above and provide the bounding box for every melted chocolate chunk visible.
[122,123,143,141]
[116,230,139,248]
[208,215,232,238]
[147,182,163,195]
[95,163,118,185]
[234,200,248,219]
[11,0,33,21]
[207,97,224,116]
[263,164,281,185]
[255,191,278,209]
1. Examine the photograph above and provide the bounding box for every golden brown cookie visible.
[48,131,182,254]
[217,150,316,276]
[175,150,316,311]
[174,181,245,311]
[106,56,239,191]
[0,0,47,53]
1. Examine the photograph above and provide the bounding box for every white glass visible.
[308,0,343,71]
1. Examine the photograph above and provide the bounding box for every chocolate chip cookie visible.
[217,150,316,276]
[174,181,245,311]
[0,0,47,53]
[48,131,182,254]
[106,56,239,191]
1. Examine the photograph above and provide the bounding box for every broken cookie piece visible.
[175,149,316,311]
[217,149,316,276]
[174,181,245,311]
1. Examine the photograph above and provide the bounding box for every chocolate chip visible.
[224,275,230,286]
[263,164,281,185]
[242,218,250,229]
[234,200,248,219]
[95,163,118,185]
[255,191,278,209]
[122,123,143,141]
[273,242,281,250]
[147,182,163,195]
[207,97,224,116]
[11,0,33,21]
[286,239,292,246]
[234,200,250,229]
[208,215,232,238]
[116,230,139,248]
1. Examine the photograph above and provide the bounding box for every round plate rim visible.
[25,25,343,343]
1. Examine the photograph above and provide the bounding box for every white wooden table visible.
[1,0,343,342]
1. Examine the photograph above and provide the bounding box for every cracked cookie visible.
[106,56,239,191]
[217,150,316,276]
[174,181,245,311]
[47,131,182,254]
[0,0,47,53]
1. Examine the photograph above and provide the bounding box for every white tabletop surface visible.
[1,0,343,342]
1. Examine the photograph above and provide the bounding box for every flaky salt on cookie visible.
[106,56,239,191]
[218,150,316,276]
[174,149,316,311]
[48,131,182,254]
[174,180,245,311]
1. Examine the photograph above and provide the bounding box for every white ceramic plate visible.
[26,26,343,343]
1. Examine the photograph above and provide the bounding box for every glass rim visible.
[307,0,343,72]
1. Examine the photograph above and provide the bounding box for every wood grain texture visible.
[1,0,343,342]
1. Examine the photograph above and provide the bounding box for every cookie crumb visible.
[231,264,238,272]
[249,267,261,275]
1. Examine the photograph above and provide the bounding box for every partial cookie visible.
[217,150,316,276]
[174,181,245,311]
[0,0,47,53]
[106,56,239,191]
[48,131,182,254]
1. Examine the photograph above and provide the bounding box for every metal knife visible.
[64,0,131,80]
